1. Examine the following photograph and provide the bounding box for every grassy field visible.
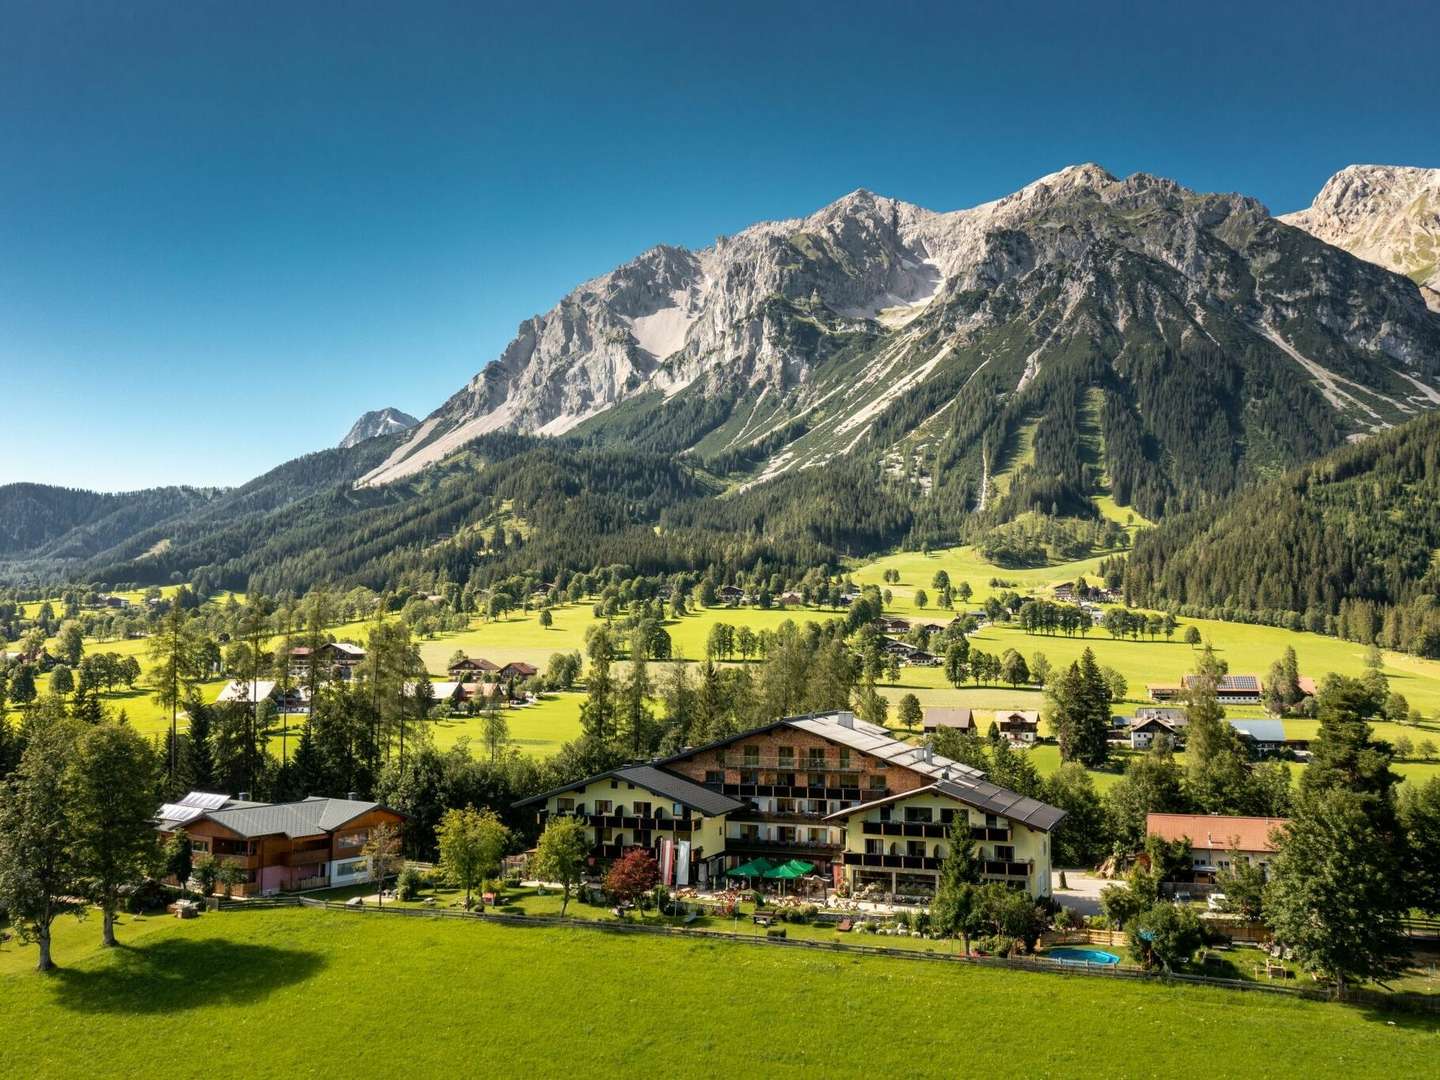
[1,907,1434,1077]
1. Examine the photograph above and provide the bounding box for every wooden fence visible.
[207,896,1440,1014]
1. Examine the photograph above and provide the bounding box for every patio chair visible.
[836,918,854,933]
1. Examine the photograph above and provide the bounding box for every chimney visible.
[347,791,360,800]
[237,791,251,801]
[836,711,855,729]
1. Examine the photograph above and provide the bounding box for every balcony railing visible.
[982,860,1032,879]
[585,814,697,833]
[858,821,1012,842]
[718,782,871,802]
[842,852,943,871]
[726,836,842,854]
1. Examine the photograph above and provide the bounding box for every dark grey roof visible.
[201,796,389,839]
[824,778,1067,833]
[513,764,743,817]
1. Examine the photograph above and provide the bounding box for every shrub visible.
[395,865,423,902]
[766,926,787,939]
[862,921,879,934]
[913,911,931,934]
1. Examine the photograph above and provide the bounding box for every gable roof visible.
[514,764,744,817]
[824,778,1066,832]
[216,679,276,703]
[1146,813,1290,854]
[995,710,1040,726]
[922,707,974,729]
[198,796,399,839]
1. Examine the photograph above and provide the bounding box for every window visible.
[807,773,825,788]
[740,769,759,784]
[716,749,729,766]
[672,803,683,817]
[705,770,723,784]
[907,841,927,858]
[633,801,651,818]
[743,746,760,767]
[878,806,891,822]
[778,746,795,766]
[334,858,367,879]
[904,807,933,823]
[595,800,613,814]
[807,748,826,768]
[776,798,797,814]
[865,839,883,855]
[995,845,1015,862]
[336,830,367,850]
[777,772,796,787]
[869,776,887,790]
[188,838,210,853]
[939,808,956,825]
[839,749,851,768]
[556,798,574,813]
[808,828,827,844]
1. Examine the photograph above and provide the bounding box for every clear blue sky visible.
[3,1,1436,490]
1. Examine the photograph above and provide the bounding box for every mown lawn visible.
[1,907,1434,1078]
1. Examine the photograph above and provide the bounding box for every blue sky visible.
[3,1,1437,490]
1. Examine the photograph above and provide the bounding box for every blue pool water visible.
[1047,947,1121,965]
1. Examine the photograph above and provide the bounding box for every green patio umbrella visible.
[762,859,814,880]
[725,857,773,879]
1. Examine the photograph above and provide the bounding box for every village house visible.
[157,791,406,896]
[1146,812,1290,881]
[498,660,538,680]
[1147,673,1264,705]
[922,707,974,735]
[448,656,500,679]
[216,679,307,711]
[517,710,1063,899]
[994,710,1040,746]
[1126,707,1189,749]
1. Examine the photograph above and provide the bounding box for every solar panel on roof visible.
[158,803,205,823]
[179,791,230,809]
[1224,675,1260,691]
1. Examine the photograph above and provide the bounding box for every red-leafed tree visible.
[604,849,660,906]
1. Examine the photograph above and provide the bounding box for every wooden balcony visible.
[859,821,950,839]
[284,848,331,868]
[982,860,1032,879]
[718,783,867,802]
[586,814,697,833]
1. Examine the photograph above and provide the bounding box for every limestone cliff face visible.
[1282,164,1440,312]
[361,165,1440,487]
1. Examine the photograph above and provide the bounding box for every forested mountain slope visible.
[1124,411,1440,655]
[0,484,218,559]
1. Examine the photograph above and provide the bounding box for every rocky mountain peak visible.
[1281,164,1440,310]
[339,407,419,449]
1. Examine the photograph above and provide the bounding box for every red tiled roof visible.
[1146,813,1290,854]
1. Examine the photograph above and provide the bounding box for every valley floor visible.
[1,907,1434,1078]
[11,545,1440,785]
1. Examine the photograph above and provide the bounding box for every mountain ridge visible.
[339,407,419,449]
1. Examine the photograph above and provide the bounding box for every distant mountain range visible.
[362,163,1440,517]
[339,407,418,449]
[3,163,1438,595]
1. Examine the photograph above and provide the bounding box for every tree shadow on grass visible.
[51,936,325,1014]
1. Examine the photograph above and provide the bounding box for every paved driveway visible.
[1050,869,1108,916]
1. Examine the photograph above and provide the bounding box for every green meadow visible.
[1,907,1433,1078]
[11,543,1440,778]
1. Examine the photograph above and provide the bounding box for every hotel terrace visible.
[517,711,1064,898]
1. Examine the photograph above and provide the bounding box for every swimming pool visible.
[1046,946,1121,965]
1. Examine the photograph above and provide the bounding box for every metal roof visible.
[200,796,387,839]
[783,712,986,781]
[823,778,1066,832]
[513,764,744,817]
[1227,718,1287,743]
[217,679,276,703]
